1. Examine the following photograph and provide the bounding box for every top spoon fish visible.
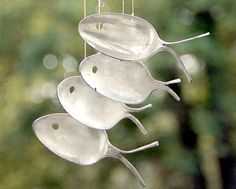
[79,12,210,83]
[33,113,159,187]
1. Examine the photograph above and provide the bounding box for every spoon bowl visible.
[79,12,210,83]
[33,113,159,187]
[80,54,181,104]
[57,76,152,134]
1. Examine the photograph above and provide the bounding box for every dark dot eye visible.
[52,123,59,130]
[70,86,75,93]
[96,23,103,30]
[92,66,98,73]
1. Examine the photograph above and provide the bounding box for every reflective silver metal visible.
[57,76,151,134]
[33,113,159,187]
[79,13,210,83]
[80,53,181,104]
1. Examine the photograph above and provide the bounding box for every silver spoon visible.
[78,12,210,83]
[33,113,159,187]
[57,76,151,134]
[80,53,181,104]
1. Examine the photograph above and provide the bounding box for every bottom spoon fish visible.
[33,113,159,187]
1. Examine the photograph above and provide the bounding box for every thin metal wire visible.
[83,0,87,58]
[131,0,134,16]
[98,0,103,30]
[122,0,125,14]
[99,0,105,8]
[98,0,101,14]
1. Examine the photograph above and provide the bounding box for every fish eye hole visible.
[92,66,98,73]
[70,86,75,93]
[52,123,59,130]
[96,23,103,31]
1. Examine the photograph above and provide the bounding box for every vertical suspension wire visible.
[98,0,101,14]
[122,0,125,14]
[98,0,106,13]
[98,0,103,31]
[131,0,134,16]
[83,0,87,58]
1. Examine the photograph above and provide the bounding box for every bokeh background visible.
[0,0,236,188]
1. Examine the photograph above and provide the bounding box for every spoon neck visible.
[105,144,121,158]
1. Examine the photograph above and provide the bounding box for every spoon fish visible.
[80,53,181,104]
[33,113,159,187]
[57,76,151,134]
[79,13,210,83]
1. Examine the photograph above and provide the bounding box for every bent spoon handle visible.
[161,32,210,45]
[126,113,147,135]
[119,141,159,154]
[124,104,152,113]
[106,140,159,187]
[158,46,192,83]
[152,82,181,101]
[116,154,146,187]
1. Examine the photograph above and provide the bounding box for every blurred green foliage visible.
[0,0,236,189]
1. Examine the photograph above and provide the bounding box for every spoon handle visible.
[106,140,158,187]
[158,46,192,83]
[126,113,147,135]
[161,32,210,45]
[163,78,181,85]
[119,141,159,154]
[153,80,181,101]
[124,104,152,113]
[119,155,146,187]
[106,145,146,187]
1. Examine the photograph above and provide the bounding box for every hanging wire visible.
[99,0,105,8]
[122,0,125,14]
[83,0,87,58]
[131,0,134,16]
[98,0,101,14]
[97,0,103,30]
[98,0,106,13]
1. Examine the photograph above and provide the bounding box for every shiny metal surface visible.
[79,13,210,83]
[57,76,151,134]
[80,54,181,104]
[33,113,159,187]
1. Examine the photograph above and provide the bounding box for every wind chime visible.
[33,0,209,187]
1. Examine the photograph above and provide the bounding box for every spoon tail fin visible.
[165,85,181,101]
[162,32,210,45]
[124,104,152,113]
[159,46,192,83]
[126,114,147,135]
[164,78,181,85]
[117,155,146,187]
[120,141,159,154]
[154,84,181,101]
